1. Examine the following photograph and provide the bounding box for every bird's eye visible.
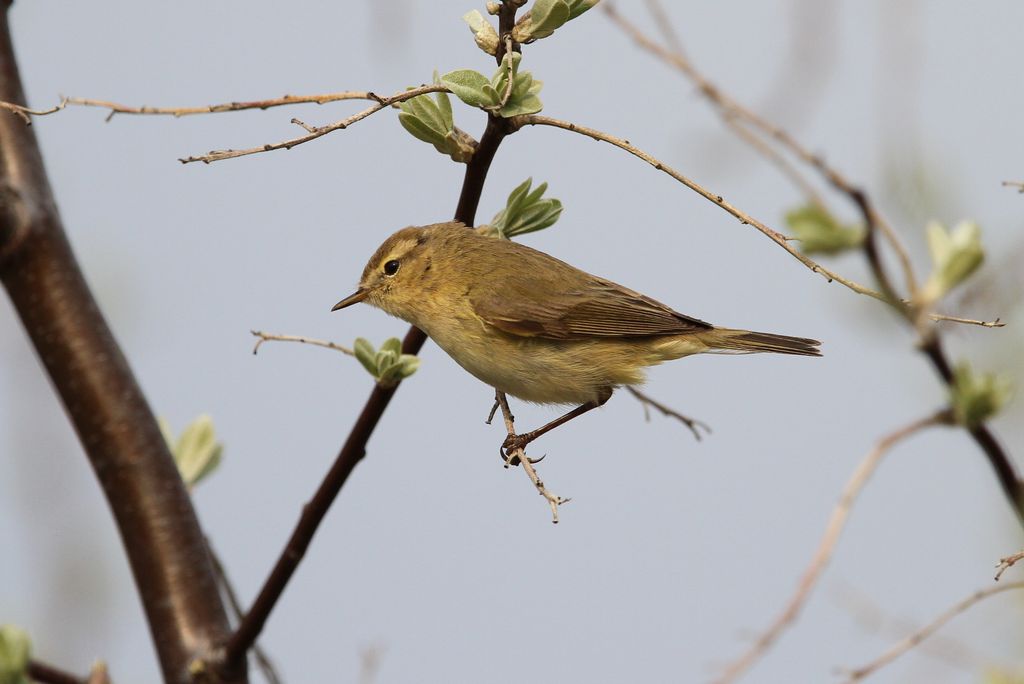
[383,259,400,276]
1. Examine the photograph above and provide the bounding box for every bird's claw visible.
[500,433,535,467]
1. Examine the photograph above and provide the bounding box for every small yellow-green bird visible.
[333,222,819,453]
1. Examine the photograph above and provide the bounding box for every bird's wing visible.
[472,276,712,340]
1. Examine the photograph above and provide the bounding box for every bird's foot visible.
[500,432,543,468]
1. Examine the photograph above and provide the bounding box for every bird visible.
[332,221,820,456]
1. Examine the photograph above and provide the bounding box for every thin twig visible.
[66,92,383,121]
[250,330,354,357]
[513,114,881,298]
[495,390,569,523]
[0,97,66,124]
[180,84,449,164]
[1002,180,1024,193]
[994,550,1024,581]
[927,313,1003,328]
[603,3,919,298]
[626,386,710,441]
[840,581,1024,682]
[713,411,949,684]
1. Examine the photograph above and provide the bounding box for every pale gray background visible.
[2,1,1023,682]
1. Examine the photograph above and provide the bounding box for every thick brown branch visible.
[0,11,238,684]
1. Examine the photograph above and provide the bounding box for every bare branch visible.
[714,411,949,684]
[179,84,449,164]
[626,386,710,441]
[0,96,66,124]
[995,550,1024,581]
[250,329,354,357]
[927,313,1003,328]
[495,390,569,523]
[840,581,1024,682]
[1002,180,1024,193]
[66,92,383,120]
[513,114,882,298]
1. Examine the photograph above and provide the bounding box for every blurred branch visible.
[1002,180,1024,193]
[179,84,450,164]
[626,386,710,441]
[604,1,1023,529]
[714,411,950,684]
[602,3,918,297]
[207,541,283,684]
[840,581,1024,682]
[219,4,524,667]
[26,660,86,684]
[0,10,238,683]
[495,390,569,523]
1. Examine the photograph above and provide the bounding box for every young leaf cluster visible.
[398,88,476,163]
[441,52,543,117]
[950,362,1012,428]
[354,337,420,388]
[159,415,223,489]
[479,177,562,239]
[920,220,984,305]
[784,204,865,255]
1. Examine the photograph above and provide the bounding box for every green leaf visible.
[922,220,984,303]
[398,112,443,146]
[353,337,378,376]
[172,414,223,489]
[566,0,599,20]
[523,0,571,40]
[950,362,1012,428]
[435,90,453,130]
[489,178,564,239]
[440,69,497,109]
[0,625,30,684]
[784,204,865,255]
[379,337,402,357]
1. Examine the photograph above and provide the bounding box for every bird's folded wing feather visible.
[472,277,712,340]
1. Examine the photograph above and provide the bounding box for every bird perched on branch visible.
[333,222,820,456]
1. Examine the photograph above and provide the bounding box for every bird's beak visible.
[331,289,368,311]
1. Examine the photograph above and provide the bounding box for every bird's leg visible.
[500,387,614,464]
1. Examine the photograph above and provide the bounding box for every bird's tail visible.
[697,327,822,357]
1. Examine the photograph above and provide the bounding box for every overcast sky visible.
[2,1,1023,682]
